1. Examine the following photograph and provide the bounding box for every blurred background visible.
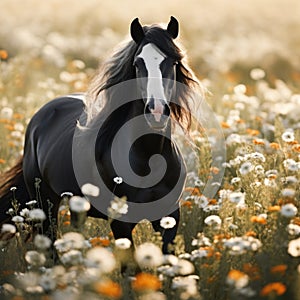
[1,0,300,81]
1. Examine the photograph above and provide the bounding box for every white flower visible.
[288,238,300,257]
[204,215,222,227]
[239,162,254,175]
[113,177,123,184]
[134,242,163,268]
[81,183,100,197]
[283,159,300,172]
[160,217,177,229]
[20,208,30,218]
[1,107,13,120]
[12,216,24,223]
[287,224,300,236]
[280,204,298,218]
[231,177,241,184]
[85,247,116,272]
[60,192,73,198]
[281,188,296,198]
[192,233,211,247]
[172,276,198,295]
[282,130,295,142]
[191,248,210,259]
[172,259,195,276]
[226,271,249,289]
[194,195,209,208]
[61,232,87,250]
[28,209,46,221]
[25,251,46,266]
[248,152,266,162]
[115,238,132,249]
[108,196,128,218]
[1,224,16,234]
[229,192,245,204]
[60,250,83,266]
[34,235,52,250]
[250,68,265,80]
[69,196,91,212]
[26,200,38,207]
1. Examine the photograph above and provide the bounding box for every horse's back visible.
[23,95,85,196]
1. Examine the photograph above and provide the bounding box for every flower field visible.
[0,0,299,299]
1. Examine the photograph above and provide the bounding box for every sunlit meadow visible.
[0,0,300,299]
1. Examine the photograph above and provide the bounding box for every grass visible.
[0,0,299,299]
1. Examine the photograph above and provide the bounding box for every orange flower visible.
[270,265,287,275]
[94,280,122,299]
[0,50,8,60]
[90,236,110,247]
[268,205,281,212]
[292,144,300,153]
[247,128,260,136]
[250,216,267,225]
[208,198,218,205]
[260,282,286,297]
[227,269,247,281]
[185,186,201,195]
[181,200,193,209]
[132,273,161,292]
[253,139,265,145]
[221,121,231,129]
[210,167,219,174]
[245,231,257,237]
[270,142,280,150]
[0,159,6,164]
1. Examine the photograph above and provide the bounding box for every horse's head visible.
[131,17,179,130]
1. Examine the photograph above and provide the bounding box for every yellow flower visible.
[94,280,122,299]
[132,273,162,292]
[260,282,286,297]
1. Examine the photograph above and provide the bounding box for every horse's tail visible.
[0,157,29,223]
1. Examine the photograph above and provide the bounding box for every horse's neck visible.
[128,102,172,155]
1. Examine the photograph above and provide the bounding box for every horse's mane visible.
[86,23,202,133]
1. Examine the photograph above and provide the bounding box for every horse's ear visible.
[130,18,145,44]
[167,16,179,39]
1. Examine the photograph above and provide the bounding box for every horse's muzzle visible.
[144,99,170,130]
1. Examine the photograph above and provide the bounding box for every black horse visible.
[0,17,200,253]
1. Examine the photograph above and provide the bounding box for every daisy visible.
[134,243,163,268]
[34,234,52,250]
[229,192,245,204]
[288,238,300,257]
[160,217,177,229]
[69,196,91,212]
[282,130,295,142]
[239,162,254,175]
[81,183,100,197]
[115,238,132,249]
[113,177,123,184]
[28,209,46,221]
[280,203,298,218]
[204,215,222,227]
[85,247,116,272]
[25,251,46,267]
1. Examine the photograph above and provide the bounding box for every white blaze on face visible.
[137,43,166,122]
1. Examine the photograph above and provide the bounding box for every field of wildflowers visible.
[0,0,299,299]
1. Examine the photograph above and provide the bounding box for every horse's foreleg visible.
[110,220,138,274]
[152,208,180,254]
